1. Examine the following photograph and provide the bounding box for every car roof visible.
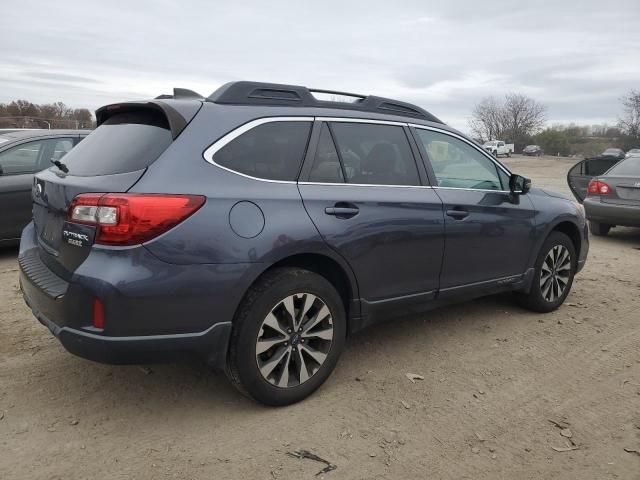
[0,129,89,143]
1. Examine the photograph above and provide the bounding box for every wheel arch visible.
[235,251,360,333]
[550,220,582,259]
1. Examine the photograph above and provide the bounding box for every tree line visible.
[0,100,93,129]
[469,90,640,157]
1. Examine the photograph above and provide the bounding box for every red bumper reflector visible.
[93,298,105,329]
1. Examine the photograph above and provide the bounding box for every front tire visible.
[589,221,611,236]
[226,268,346,406]
[516,231,576,313]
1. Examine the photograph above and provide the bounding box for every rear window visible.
[607,157,640,176]
[58,110,172,176]
[213,121,312,181]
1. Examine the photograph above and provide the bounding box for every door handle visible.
[325,203,359,218]
[446,209,469,220]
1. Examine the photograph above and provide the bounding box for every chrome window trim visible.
[434,186,510,194]
[201,115,514,193]
[409,123,512,177]
[298,181,433,189]
[202,116,314,184]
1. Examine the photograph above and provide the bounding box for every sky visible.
[1,0,639,132]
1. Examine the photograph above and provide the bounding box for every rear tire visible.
[226,267,346,406]
[589,221,611,236]
[516,231,576,313]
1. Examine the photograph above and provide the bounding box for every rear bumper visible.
[584,198,640,227]
[22,285,231,366]
[17,221,253,368]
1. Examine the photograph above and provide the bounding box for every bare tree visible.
[502,93,546,143]
[469,96,504,142]
[469,93,546,147]
[618,90,640,139]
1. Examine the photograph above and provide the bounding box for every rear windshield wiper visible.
[50,159,69,173]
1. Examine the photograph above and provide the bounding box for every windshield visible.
[57,110,172,176]
[483,141,497,146]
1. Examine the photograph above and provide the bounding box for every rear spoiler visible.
[95,98,201,140]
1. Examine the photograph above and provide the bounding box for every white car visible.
[625,148,640,158]
[483,140,514,157]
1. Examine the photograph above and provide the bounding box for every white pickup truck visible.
[483,140,514,157]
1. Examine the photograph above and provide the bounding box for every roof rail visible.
[207,81,443,123]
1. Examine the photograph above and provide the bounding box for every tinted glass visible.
[0,137,73,175]
[607,156,640,176]
[214,121,311,181]
[584,158,619,176]
[0,140,45,175]
[329,123,420,186]
[59,110,172,176]
[416,129,503,190]
[309,124,344,183]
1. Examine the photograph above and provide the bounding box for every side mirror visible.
[509,174,531,195]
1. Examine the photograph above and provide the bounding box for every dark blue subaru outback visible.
[19,82,588,405]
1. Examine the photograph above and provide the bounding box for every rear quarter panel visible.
[130,104,359,318]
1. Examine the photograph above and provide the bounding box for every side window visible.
[416,129,503,190]
[309,124,344,183]
[0,140,46,176]
[49,138,74,163]
[213,121,312,181]
[329,123,420,186]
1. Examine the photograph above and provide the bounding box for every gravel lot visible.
[1,155,639,479]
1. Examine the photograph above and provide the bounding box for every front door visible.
[412,127,537,292]
[299,121,445,310]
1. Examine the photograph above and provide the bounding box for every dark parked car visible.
[0,130,88,245]
[601,148,625,160]
[567,156,624,203]
[19,82,589,405]
[522,145,544,156]
[581,156,640,235]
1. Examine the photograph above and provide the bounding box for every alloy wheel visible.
[540,245,571,302]
[255,293,334,388]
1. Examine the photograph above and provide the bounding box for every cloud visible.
[0,0,638,131]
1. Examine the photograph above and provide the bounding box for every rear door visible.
[567,157,621,202]
[298,120,444,312]
[0,136,75,240]
[412,127,536,292]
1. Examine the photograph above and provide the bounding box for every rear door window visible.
[213,121,312,181]
[328,122,420,186]
[308,124,345,183]
[59,110,173,176]
[0,137,74,175]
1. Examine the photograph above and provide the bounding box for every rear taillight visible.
[587,179,611,195]
[67,194,205,246]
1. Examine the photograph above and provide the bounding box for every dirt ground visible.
[1,155,639,480]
